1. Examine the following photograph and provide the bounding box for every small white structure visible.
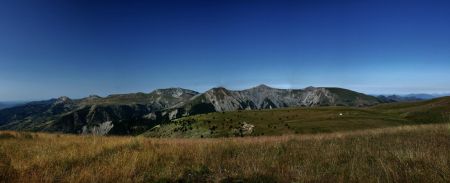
[339,113,343,116]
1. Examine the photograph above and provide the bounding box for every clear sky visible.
[1,0,450,101]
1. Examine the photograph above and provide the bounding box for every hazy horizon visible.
[1,0,450,101]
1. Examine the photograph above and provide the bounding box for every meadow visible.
[144,107,410,138]
[1,123,450,182]
[143,97,450,138]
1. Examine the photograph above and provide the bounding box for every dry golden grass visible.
[1,124,450,182]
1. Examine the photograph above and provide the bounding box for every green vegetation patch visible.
[143,107,413,138]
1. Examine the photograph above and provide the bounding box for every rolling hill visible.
[142,96,450,138]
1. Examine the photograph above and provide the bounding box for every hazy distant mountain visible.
[377,95,423,102]
[404,94,440,100]
[0,85,381,135]
[376,93,450,102]
[0,101,27,110]
[0,103,8,110]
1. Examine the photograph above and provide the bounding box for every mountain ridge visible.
[0,85,382,135]
[167,86,381,117]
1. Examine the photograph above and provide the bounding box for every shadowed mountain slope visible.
[0,88,198,134]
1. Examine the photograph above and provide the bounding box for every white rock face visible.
[202,86,322,111]
[301,88,333,106]
[168,109,178,120]
[143,112,157,120]
[203,88,243,112]
[82,121,114,135]
[55,96,72,104]
[150,88,200,108]
[179,85,379,112]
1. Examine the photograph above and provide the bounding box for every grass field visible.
[144,107,409,138]
[1,123,450,182]
[143,97,450,138]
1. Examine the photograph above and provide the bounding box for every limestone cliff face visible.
[46,104,162,135]
[171,85,381,115]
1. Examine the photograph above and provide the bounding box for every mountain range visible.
[0,85,385,135]
[375,93,448,102]
[0,101,26,110]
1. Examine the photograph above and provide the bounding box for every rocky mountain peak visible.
[255,84,272,89]
[207,87,231,94]
[86,95,101,100]
[304,86,317,91]
[153,88,199,98]
[249,84,276,90]
[55,96,72,104]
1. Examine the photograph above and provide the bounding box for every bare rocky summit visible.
[168,85,380,118]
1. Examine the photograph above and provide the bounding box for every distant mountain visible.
[376,95,423,102]
[0,103,8,110]
[0,85,381,135]
[376,93,450,102]
[0,101,26,110]
[404,94,440,100]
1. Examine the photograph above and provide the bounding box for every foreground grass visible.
[1,124,450,182]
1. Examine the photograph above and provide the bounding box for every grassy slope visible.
[144,107,408,138]
[143,97,450,138]
[1,124,450,182]
[372,96,450,123]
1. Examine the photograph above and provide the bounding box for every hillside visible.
[372,96,450,123]
[143,96,450,138]
[0,88,198,135]
[0,85,382,135]
[1,124,449,182]
[142,107,407,138]
[165,85,381,118]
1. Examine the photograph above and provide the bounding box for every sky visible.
[1,0,450,101]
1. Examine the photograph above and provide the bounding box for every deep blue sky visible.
[1,0,450,100]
